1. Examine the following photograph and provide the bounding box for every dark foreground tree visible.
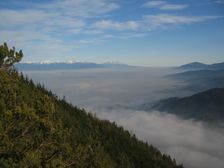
[0,43,23,69]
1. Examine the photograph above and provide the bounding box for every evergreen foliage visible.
[0,43,23,69]
[0,43,183,168]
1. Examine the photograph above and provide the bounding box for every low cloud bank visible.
[94,109,224,168]
[24,69,224,168]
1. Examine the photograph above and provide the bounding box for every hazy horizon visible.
[17,60,224,68]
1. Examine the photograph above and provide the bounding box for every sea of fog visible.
[23,67,224,168]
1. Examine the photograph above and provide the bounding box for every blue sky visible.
[0,0,224,66]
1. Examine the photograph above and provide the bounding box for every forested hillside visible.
[0,43,183,167]
[147,88,224,122]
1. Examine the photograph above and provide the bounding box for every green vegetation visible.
[0,43,183,168]
[0,43,23,69]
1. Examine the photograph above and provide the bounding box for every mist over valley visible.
[22,65,224,168]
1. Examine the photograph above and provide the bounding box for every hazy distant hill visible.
[168,69,224,80]
[141,88,224,122]
[15,62,134,71]
[167,69,224,92]
[179,62,224,70]
[179,62,208,69]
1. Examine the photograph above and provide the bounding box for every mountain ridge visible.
[179,61,224,70]
[141,88,224,123]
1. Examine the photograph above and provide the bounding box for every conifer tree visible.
[0,43,23,69]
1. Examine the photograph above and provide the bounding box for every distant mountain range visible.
[179,62,224,70]
[166,69,224,92]
[150,62,224,124]
[167,69,224,84]
[15,62,134,71]
[140,88,224,123]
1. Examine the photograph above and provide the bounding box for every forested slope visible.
[149,88,224,122]
[0,43,183,168]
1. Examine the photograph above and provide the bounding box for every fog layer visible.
[24,68,190,108]
[96,109,224,168]
[24,68,224,168]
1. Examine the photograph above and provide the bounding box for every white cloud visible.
[0,9,49,27]
[78,39,104,45]
[0,29,75,62]
[0,0,118,32]
[142,1,166,8]
[0,0,120,31]
[216,0,224,4]
[92,20,140,31]
[0,0,120,61]
[160,4,188,10]
[83,29,104,35]
[143,14,222,27]
[37,0,119,18]
[143,1,188,10]
[91,14,222,33]
[118,33,148,39]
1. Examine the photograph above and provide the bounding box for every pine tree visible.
[0,43,23,69]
